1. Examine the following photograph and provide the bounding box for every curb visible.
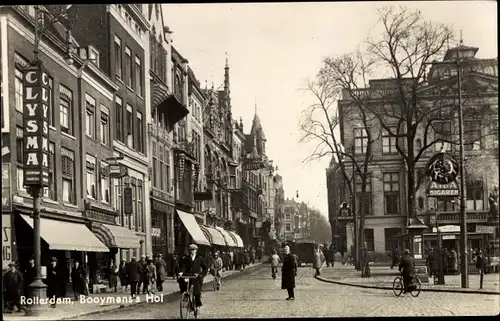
[61,262,267,320]
[314,275,500,295]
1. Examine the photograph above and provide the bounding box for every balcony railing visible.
[436,212,491,223]
[148,123,171,142]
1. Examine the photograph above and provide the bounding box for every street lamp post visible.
[435,211,445,285]
[24,6,74,316]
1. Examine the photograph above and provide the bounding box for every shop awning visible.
[226,230,244,248]
[214,226,237,247]
[92,223,140,249]
[20,215,109,252]
[176,210,210,246]
[200,225,226,246]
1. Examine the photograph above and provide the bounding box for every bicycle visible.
[393,271,421,297]
[179,274,200,319]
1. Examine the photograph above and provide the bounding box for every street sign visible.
[428,181,459,197]
[475,225,496,234]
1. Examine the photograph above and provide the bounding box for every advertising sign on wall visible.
[2,163,11,211]
[22,64,51,187]
[2,215,12,270]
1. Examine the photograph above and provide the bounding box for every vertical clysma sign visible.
[22,64,50,187]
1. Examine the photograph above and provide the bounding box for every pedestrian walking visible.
[425,248,438,277]
[270,250,280,279]
[313,248,322,276]
[250,248,256,265]
[118,260,128,292]
[281,245,297,300]
[171,252,181,280]
[46,257,64,308]
[107,259,118,293]
[476,249,485,290]
[155,254,167,292]
[256,247,263,262]
[139,255,148,294]
[211,251,223,291]
[127,257,141,298]
[70,260,87,300]
[3,262,24,313]
[243,249,249,269]
[450,248,458,275]
[146,259,157,294]
[22,257,36,297]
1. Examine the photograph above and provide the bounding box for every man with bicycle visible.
[178,244,208,308]
[398,249,416,294]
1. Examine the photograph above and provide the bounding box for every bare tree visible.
[299,60,379,266]
[324,6,497,220]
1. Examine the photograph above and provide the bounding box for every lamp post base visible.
[25,279,48,316]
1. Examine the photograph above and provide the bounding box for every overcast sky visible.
[162,1,498,216]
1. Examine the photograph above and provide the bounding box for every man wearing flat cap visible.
[3,262,24,313]
[47,257,63,307]
[178,244,208,308]
[398,249,416,294]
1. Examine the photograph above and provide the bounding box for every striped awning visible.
[176,209,210,246]
[226,230,244,248]
[152,81,170,109]
[92,223,140,249]
[20,215,109,252]
[200,225,226,246]
[214,226,237,247]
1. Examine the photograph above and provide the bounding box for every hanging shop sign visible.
[428,181,459,197]
[22,64,51,187]
[107,164,128,178]
[425,152,459,185]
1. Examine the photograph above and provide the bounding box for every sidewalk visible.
[316,264,500,295]
[3,260,267,321]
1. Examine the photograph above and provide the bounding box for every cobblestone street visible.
[69,264,500,319]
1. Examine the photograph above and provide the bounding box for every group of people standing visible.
[214,248,261,271]
[424,247,461,276]
[3,256,77,313]
[116,254,168,298]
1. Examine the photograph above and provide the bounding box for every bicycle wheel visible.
[392,277,404,297]
[410,277,421,297]
[180,292,191,319]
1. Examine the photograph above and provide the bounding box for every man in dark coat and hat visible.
[281,245,297,300]
[127,257,142,298]
[46,257,64,308]
[3,262,24,313]
[178,244,209,308]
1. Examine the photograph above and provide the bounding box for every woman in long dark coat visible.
[118,260,128,292]
[281,245,297,300]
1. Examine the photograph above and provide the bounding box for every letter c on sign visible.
[26,71,38,84]
[41,72,48,86]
